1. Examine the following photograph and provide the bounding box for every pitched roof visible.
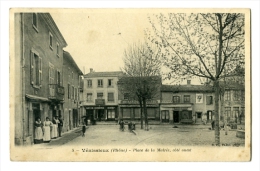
[84,71,124,78]
[219,81,245,90]
[161,84,214,92]
[63,51,83,75]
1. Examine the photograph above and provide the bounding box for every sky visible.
[50,9,204,85]
[51,9,150,74]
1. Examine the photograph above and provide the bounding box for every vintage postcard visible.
[10,8,251,162]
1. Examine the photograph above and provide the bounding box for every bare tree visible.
[147,13,245,145]
[119,41,162,130]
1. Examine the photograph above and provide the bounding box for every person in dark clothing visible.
[58,116,63,137]
[211,120,215,130]
[82,122,86,137]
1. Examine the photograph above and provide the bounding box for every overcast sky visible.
[51,10,150,74]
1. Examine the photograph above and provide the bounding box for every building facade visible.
[63,51,83,132]
[81,70,124,122]
[220,82,245,124]
[14,13,67,145]
[160,81,215,124]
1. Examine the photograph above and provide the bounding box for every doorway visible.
[69,110,72,130]
[32,103,40,140]
[97,109,104,121]
[207,111,212,120]
[196,112,202,123]
[173,111,179,123]
[73,109,78,128]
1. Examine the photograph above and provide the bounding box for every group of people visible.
[34,115,63,144]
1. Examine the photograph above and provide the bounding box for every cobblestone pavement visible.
[57,124,245,147]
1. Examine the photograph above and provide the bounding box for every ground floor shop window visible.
[107,109,115,119]
[122,108,131,119]
[134,108,141,119]
[161,110,169,122]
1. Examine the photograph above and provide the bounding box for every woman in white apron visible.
[34,117,43,144]
[43,117,52,143]
[51,116,59,139]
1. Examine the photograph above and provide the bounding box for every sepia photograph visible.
[9,7,251,162]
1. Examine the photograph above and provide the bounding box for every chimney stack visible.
[90,68,93,73]
[187,80,191,85]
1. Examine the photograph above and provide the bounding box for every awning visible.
[25,94,50,102]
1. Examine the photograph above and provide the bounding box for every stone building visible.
[63,51,83,132]
[160,81,215,124]
[81,70,124,122]
[14,13,67,145]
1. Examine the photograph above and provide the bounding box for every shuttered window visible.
[107,93,114,102]
[206,96,213,105]
[30,50,42,88]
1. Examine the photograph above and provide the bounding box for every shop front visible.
[160,104,193,124]
[84,106,118,122]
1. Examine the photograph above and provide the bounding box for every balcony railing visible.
[49,84,64,101]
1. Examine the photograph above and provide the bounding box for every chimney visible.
[187,80,191,85]
[90,68,93,73]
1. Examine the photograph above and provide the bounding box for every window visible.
[206,96,213,105]
[224,90,231,101]
[124,93,129,100]
[49,64,55,96]
[56,43,59,57]
[49,32,53,49]
[108,79,113,87]
[233,107,239,118]
[68,84,71,99]
[107,93,114,102]
[97,93,103,99]
[97,79,103,87]
[87,80,92,87]
[72,86,74,99]
[57,70,61,85]
[87,93,92,102]
[74,87,78,100]
[173,96,180,103]
[72,72,74,80]
[233,90,241,101]
[183,95,190,103]
[30,50,42,88]
[241,91,245,101]
[225,107,231,118]
[32,13,38,31]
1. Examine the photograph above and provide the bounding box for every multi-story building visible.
[117,76,161,121]
[160,80,215,124]
[63,51,83,132]
[220,82,245,124]
[14,13,67,145]
[81,69,124,122]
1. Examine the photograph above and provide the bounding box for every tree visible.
[119,41,162,130]
[147,13,245,145]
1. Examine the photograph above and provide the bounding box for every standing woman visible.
[43,117,52,143]
[51,116,59,139]
[34,117,43,144]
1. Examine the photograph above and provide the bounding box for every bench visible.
[236,130,245,138]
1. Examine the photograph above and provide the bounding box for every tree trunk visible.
[143,98,149,131]
[139,99,144,129]
[214,80,220,145]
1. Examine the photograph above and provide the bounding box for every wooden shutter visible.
[206,96,210,105]
[30,51,35,85]
[56,69,59,85]
[39,57,42,85]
